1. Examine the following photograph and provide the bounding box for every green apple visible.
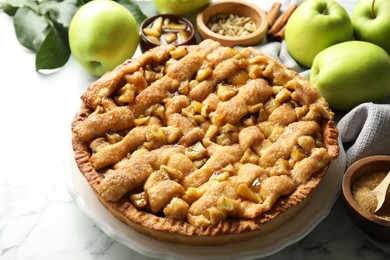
[352,0,390,54]
[285,0,353,68]
[69,0,139,77]
[153,0,209,15]
[310,41,390,111]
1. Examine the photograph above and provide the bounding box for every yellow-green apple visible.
[69,0,139,77]
[310,41,390,111]
[153,0,209,15]
[285,0,353,68]
[352,0,390,54]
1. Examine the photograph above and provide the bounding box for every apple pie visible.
[71,39,339,245]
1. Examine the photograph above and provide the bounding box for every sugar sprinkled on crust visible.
[71,39,339,245]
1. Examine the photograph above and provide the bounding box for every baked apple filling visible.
[72,39,338,242]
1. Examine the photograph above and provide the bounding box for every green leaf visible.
[1,2,19,16]
[13,6,49,51]
[0,0,39,16]
[40,0,83,28]
[116,0,147,25]
[4,0,144,75]
[35,25,70,71]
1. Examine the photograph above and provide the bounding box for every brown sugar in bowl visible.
[196,0,268,47]
[342,155,390,240]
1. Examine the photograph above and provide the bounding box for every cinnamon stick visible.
[267,2,281,27]
[267,3,298,41]
[272,24,286,42]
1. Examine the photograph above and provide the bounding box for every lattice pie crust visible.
[71,39,339,245]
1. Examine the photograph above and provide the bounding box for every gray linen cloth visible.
[338,103,390,167]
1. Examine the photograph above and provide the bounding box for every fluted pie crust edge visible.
[71,39,339,245]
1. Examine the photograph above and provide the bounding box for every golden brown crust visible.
[71,39,339,245]
[72,137,325,244]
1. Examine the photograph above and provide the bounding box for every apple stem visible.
[321,6,328,15]
[371,0,376,19]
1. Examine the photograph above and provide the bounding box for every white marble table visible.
[0,0,388,259]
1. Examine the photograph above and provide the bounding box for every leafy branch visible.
[0,0,146,73]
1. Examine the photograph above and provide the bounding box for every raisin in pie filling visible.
[72,39,339,244]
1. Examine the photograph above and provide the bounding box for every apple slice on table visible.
[352,0,390,54]
[285,0,353,68]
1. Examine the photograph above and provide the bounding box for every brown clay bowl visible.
[196,0,268,47]
[140,14,196,53]
[342,155,390,240]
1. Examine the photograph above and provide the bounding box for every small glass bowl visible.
[140,14,196,53]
